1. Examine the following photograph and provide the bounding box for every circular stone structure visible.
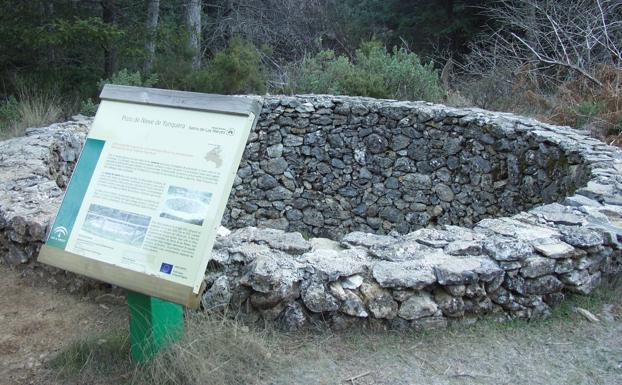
[1,95,621,331]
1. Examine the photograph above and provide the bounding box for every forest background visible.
[0,0,620,143]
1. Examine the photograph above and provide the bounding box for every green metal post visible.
[127,291,184,363]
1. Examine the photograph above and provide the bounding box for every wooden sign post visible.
[38,85,261,361]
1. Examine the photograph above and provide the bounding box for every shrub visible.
[285,41,445,102]
[79,98,98,117]
[574,100,605,127]
[97,68,158,90]
[0,96,20,130]
[185,36,267,95]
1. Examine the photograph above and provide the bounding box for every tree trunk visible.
[102,0,118,77]
[185,0,201,69]
[43,2,55,64]
[144,0,160,74]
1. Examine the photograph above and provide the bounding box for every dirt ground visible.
[1,262,622,385]
[0,263,127,385]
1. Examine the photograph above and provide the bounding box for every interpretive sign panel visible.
[38,85,262,307]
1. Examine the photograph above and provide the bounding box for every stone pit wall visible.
[1,96,622,331]
[225,96,592,239]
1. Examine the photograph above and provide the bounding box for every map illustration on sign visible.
[38,85,261,307]
[204,144,223,168]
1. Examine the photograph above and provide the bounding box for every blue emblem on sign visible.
[160,263,173,274]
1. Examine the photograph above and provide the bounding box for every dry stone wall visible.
[225,96,592,239]
[1,96,622,331]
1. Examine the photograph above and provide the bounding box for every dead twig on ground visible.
[344,371,371,384]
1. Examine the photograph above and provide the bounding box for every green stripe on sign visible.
[47,138,105,249]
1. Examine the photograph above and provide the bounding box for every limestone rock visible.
[483,238,533,261]
[340,274,363,290]
[360,282,398,319]
[523,275,564,295]
[398,292,438,320]
[201,276,231,310]
[520,256,556,278]
[372,261,436,289]
[278,302,307,331]
[559,227,604,248]
[340,291,368,317]
[533,241,575,259]
[341,231,395,249]
[434,290,465,318]
[301,280,339,313]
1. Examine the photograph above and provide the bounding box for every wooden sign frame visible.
[38,85,262,308]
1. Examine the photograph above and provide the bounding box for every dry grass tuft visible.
[138,312,276,385]
[0,85,63,139]
[50,312,278,385]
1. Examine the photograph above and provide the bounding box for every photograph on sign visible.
[38,86,261,307]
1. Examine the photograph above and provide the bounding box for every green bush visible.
[0,96,20,130]
[185,36,267,94]
[98,68,158,90]
[79,98,98,117]
[285,41,445,102]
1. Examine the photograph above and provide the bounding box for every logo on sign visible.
[160,263,174,274]
[50,226,69,242]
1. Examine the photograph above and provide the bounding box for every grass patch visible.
[49,278,622,385]
[50,331,132,381]
[49,313,277,385]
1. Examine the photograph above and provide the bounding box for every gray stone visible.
[264,157,288,175]
[266,186,293,201]
[402,173,432,190]
[360,282,398,319]
[373,261,436,289]
[520,256,555,278]
[524,275,564,295]
[295,102,315,113]
[564,195,602,208]
[559,269,589,286]
[278,302,307,331]
[398,292,438,320]
[365,133,388,154]
[434,290,465,318]
[302,280,339,312]
[434,183,454,202]
[533,241,575,259]
[266,144,283,158]
[483,238,533,261]
[340,290,368,317]
[445,240,483,256]
[302,208,324,227]
[299,248,368,281]
[225,227,312,254]
[201,276,231,310]
[560,227,604,248]
[340,274,363,290]
[554,258,576,274]
[445,285,466,297]
[341,231,395,249]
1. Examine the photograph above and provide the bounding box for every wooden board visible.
[39,245,203,308]
[37,85,262,308]
[100,84,263,117]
